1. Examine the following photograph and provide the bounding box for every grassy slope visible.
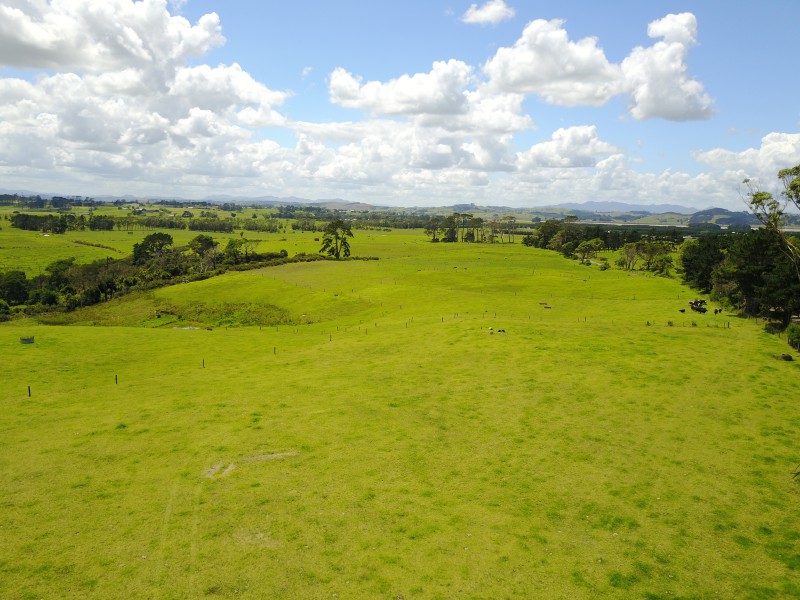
[1,234,798,599]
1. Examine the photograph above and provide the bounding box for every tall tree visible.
[615,242,642,270]
[424,216,443,242]
[502,216,517,243]
[679,236,729,293]
[319,219,354,259]
[440,215,458,242]
[743,163,800,282]
[132,232,173,265]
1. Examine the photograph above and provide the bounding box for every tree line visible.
[7,212,287,234]
[680,230,800,325]
[424,213,522,243]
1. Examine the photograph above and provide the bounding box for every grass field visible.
[1,231,799,598]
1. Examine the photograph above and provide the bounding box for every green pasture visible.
[1,233,799,599]
[0,225,297,275]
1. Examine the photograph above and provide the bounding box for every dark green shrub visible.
[787,323,800,350]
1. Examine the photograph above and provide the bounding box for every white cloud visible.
[0,0,224,72]
[170,63,289,126]
[462,0,515,25]
[484,13,712,120]
[516,126,618,170]
[329,60,473,116]
[483,19,622,106]
[0,0,291,192]
[647,11,697,45]
[621,13,713,120]
[692,132,800,186]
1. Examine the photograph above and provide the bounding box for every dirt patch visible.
[204,452,297,479]
[205,463,223,478]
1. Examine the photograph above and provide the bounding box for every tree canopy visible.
[319,219,354,259]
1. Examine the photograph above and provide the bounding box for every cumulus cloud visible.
[692,132,800,184]
[0,0,289,192]
[0,0,224,72]
[516,126,618,170]
[484,13,712,120]
[462,0,515,25]
[329,60,473,116]
[621,13,713,120]
[432,87,532,133]
[483,19,622,106]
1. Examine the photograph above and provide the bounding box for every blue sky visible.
[0,0,798,209]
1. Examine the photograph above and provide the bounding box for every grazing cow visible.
[679,309,686,313]
[689,299,708,314]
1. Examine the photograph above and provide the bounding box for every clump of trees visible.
[680,164,800,329]
[680,228,800,326]
[615,241,675,274]
[424,213,519,244]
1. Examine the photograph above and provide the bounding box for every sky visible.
[0,0,798,210]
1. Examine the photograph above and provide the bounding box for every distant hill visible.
[551,201,699,214]
[688,208,759,226]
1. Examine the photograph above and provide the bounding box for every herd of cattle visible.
[679,299,722,315]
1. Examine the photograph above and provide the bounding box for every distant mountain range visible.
[549,201,699,214]
[1,188,699,214]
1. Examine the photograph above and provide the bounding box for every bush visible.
[787,323,800,350]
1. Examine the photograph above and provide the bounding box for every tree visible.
[679,236,729,293]
[188,234,217,257]
[319,219,354,259]
[44,257,77,293]
[242,238,259,259]
[616,242,641,270]
[743,163,800,282]
[223,238,244,263]
[188,234,219,271]
[424,216,443,242]
[501,216,517,243]
[574,238,605,263]
[639,241,675,273]
[133,232,173,265]
[0,270,30,305]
